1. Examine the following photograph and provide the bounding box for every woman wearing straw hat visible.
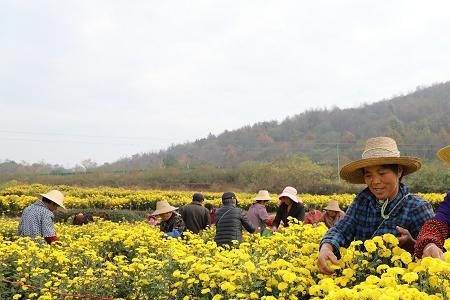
[271,186,305,232]
[318,137,434,275]
[18,190,66,244]
[247,190,272,234]
[415,144,450,260]
[317,200,345,228]
[151,201,185,238]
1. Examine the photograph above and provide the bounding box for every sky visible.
[1,1,450,168]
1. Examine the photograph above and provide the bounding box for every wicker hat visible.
[38,190,66,209]
[278,186,301,203]
[323,200,343,212]
[151,201,178,216]
[253,190,272,201]
[340,137,421,184]
[437,144,450,163]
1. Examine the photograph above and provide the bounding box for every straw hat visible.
[38,190,66,209]
[323,200,343,212]
[253,190,272,201]
[437,144,450,163]
[151,201,178,216]
[278,186,301,203]
[340,137,422,184]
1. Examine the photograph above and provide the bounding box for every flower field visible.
[1,218,450,299]
[1,184,450,299]
[0,184,446,215]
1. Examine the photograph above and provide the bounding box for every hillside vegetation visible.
[2,82,450,193]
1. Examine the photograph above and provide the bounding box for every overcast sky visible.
[1,1,450,167]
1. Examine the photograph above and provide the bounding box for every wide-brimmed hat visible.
[151,201,178,216]
[38,190,66,209]
[323,200,343,212]
[339,137,422,184]
[437,144,450,163]
[278,186,301,203]
[253,190,272,201]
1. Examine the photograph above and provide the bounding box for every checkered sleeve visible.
[320,199,359,254]
[408,200,434,239]
[41,213,57,238]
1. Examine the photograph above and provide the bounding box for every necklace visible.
[380,199,390,220]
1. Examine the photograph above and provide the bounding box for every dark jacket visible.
[273,202,305,228]
[214,204,256,247]
[180,202,211,234]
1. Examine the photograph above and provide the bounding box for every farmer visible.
[180,193,211,234]
[318,136,434,274]
[317,200,345,228]
[215,192,255,247]
[303,203,323,227]
[151,201,185,238]
[204,203,217,225]
[72,212,92,225]
[18,190,66,244]
[271,186,305,232]
[247,190,271,234]
[415,144,450,260]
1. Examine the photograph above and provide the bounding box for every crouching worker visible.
[18,190,66,244]
[215,192,255,247]
[73,212,93,225]
[151,201,185,238]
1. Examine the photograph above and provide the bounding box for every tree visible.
[80,159,97,172]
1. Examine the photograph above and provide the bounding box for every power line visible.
[0,137,153,147]
[0,130,187,141]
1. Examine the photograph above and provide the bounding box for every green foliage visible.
[405,161,450,193]
[1,82,450,193]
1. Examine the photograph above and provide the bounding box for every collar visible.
[364,183,408,211]
[34,200,53,213]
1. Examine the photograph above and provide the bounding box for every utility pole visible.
[337,143,340,182]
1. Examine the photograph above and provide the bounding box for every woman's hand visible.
[317,243,339,275]
[422,243,445,261]
[396,226,415,252]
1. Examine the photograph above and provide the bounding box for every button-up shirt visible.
[247,203,269,233]
[321,184,434,254]
[18,201,57,238]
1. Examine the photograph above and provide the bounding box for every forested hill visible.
[103,82,450,171]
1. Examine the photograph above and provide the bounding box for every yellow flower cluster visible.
[1,216,450,299]
[0,184,445,215]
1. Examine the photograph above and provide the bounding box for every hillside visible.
[104,82,450,171]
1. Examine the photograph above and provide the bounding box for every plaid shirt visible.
[18,201,57,238]
[321,184,434,253]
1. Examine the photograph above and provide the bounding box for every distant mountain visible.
[102,82,450,171]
